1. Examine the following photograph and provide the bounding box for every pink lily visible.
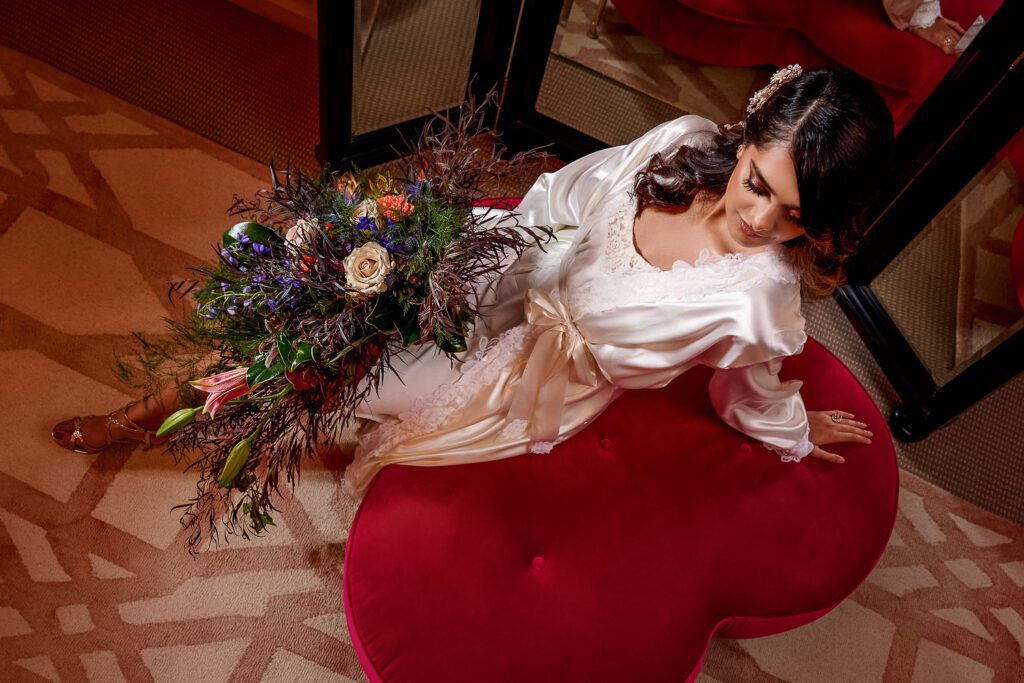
[189,367,251,418]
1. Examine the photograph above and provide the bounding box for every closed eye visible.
[743,176,804,226]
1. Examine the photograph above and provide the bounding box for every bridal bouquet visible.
[117,91,554,553]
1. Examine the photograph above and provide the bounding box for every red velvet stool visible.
[341,334,899,681]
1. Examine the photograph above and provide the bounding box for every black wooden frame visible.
[316,0,608,170]
[836,0,1022,441]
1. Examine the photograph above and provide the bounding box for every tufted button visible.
[599,438,614,451]
[532,555,545,570]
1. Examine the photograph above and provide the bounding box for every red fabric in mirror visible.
[342,334,899,682]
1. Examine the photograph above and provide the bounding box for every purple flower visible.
[402,178,428,201]
[226,305,238,315]
[252,243,270,256]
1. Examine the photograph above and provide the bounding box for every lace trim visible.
[908,0,942,29]
[570,195,800,317]
[763,424,814,463]
[350,322,541,466]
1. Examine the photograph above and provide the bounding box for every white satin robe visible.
[341,114,813,500]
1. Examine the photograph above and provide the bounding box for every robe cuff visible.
[762,424,814,463]
[908,0,942,29]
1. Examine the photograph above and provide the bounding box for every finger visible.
[837,425,873,437]
[811,446,845,464]
[834,429,872,444]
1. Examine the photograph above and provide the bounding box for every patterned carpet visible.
[1,45,1023,681]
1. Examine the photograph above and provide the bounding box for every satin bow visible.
[508,288,602,446]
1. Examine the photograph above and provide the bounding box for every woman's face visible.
[725,142,806,246]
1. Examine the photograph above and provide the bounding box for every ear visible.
[736,145,744,160]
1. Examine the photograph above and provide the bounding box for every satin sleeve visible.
[578,278,807,391]
[514,114,718,231]
[708,357,814,462]
[883,0,943,30]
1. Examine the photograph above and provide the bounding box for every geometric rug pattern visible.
[1,44,1022,681]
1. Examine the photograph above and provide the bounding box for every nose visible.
[750,203,778,234]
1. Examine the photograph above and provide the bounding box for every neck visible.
[696,190,775,255]
[694,191,744,254]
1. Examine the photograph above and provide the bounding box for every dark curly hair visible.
[631,65,895,297]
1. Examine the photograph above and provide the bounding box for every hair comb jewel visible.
[746,64,803,115]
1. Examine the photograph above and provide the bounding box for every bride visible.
[52,63,892,501]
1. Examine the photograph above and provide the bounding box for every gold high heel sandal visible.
[51,401,167,455]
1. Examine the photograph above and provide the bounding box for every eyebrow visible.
[750,160,801,211]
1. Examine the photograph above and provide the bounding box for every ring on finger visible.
[830,412,843,423]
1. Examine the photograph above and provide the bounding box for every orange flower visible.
[376,193,415,221]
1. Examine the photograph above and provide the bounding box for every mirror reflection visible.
[352,0,481,136]
[548,0,1001,133]
[874,126,1024,385]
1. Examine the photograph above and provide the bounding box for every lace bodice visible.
[567,193,801,318]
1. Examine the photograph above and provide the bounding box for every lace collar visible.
[609,192,797,281]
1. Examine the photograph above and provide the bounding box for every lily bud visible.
[155,407,202,437]
[217,436,253,488]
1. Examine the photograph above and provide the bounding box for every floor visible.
[0,3,1023,681]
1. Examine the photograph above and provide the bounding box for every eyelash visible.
[743,177,804,226]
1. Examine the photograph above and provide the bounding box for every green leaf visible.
[276,335,296,367]
[246,358,284,387]
[364,296,399,334]
[217,437,252,488]
[288,342,316,372]
[155,407,202,437]
[222,222,281,247]
[396,308,421,346]
[437,336,467,354]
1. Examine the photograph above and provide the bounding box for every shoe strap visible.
[107,403,147,436]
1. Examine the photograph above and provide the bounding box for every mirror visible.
[351,0,482,137]
[539,0,1003,139]
[873,125,1024,386]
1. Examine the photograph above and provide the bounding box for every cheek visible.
[782,225,806,241]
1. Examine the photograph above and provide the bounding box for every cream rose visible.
[343,241,393,296]
[284,217,318,245]
[353,198,378,221]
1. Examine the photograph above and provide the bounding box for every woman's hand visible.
[806,410,873,464]
[910,17,967,56]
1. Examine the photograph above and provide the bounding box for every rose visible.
[343,241,393,297]
[376,193,414,221]
[352,199,378,221]
[284,217,318,246]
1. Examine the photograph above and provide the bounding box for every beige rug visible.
[1,45,1022,681]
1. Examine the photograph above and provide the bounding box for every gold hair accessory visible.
[746,64,803,115]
